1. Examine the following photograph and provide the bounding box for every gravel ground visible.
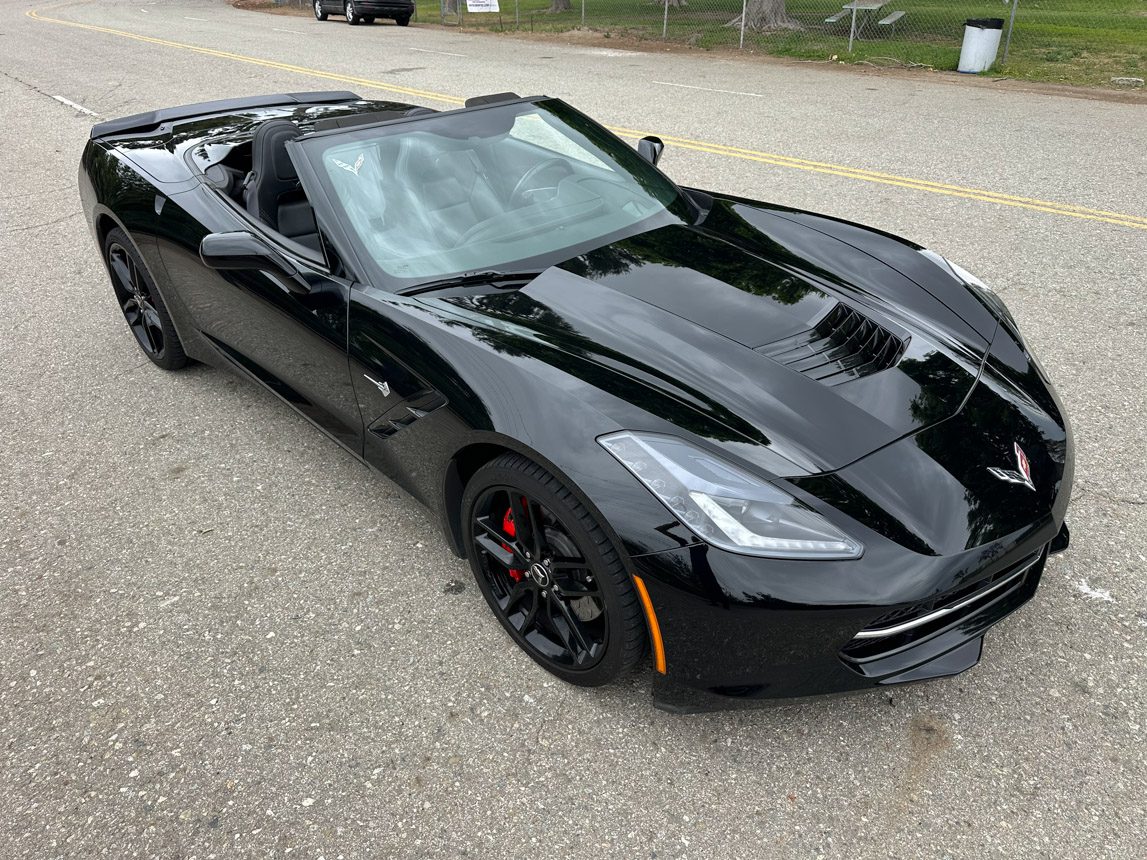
[1,1,1144,858]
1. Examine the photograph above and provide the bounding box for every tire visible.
[345,0,360,24]
[462,453,646,686]
[362,15,375,23]
[102,227,188,371]
[396,16,410,26]
[313,0,328,20]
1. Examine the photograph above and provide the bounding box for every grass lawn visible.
[410,0,1147,86]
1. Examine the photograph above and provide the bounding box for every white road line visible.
[51,95,100,117]
[183,16,207,22]
[139,8,149,12]
[272,28,307,35]
[409,47,467,58]
[652,80,767,99]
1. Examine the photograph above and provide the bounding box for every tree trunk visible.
[444,0,458,14]
[549,0,571,11]
[732,0,801,31]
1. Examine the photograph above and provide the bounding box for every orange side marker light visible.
[632,575,667,674]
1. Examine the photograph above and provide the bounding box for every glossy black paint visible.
[79,93,1073,708]
[199,230,297,275]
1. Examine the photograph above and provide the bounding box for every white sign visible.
[465,0,500,11]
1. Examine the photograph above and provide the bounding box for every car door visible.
[156,186,363,453]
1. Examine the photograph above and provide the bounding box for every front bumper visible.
[633,514,1068,713]
[618,316,1073,712]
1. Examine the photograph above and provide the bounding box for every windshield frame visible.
[286,96,698,293]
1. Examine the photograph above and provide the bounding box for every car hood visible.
[443,201,1002,476]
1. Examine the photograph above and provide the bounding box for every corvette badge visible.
[333,153,365,176]
[988,442,1036,491]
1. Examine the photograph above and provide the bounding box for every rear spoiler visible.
[89,91,361,140]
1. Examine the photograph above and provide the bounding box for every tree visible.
[549,0,571,11]
[728,0,802,32]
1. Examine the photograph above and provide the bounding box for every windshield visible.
[292,99,692,288]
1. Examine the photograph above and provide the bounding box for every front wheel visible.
[395,16,410,26]
[313,0,328,20]
[345,0,360,23]
[462,453,646,686]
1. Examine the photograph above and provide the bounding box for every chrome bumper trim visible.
[853,556,1041,640]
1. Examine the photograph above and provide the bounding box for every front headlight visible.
[920,249,1016,328]
[598,432,863,560]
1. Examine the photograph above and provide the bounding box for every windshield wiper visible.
[399,269,545,297]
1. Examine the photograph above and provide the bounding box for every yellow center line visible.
[610,125,1147,229]
[26,7,466,106]
[610,127,1147,230]
[27,5,1147,233]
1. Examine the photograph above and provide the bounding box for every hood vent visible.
[757,303,906,386]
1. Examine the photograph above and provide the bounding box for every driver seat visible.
[242,120,319,250]
[394,137,501,248]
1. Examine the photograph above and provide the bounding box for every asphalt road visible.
[1,1,1145,857]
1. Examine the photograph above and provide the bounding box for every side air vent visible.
[368,389,448,440]
[757,303,906,386]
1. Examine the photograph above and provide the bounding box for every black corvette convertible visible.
[79,91,1072,710]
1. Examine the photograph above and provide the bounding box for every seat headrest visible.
[244,120,303,229]
[261,121,302,180]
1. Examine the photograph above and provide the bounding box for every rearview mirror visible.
[637,136,665,166]
[199,231,297,277]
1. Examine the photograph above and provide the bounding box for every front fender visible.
[347,286,700,562]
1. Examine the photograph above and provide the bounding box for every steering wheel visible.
[509,158,574,207]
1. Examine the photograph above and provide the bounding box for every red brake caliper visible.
[502,504,525,582]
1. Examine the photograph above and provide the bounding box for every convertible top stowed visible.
[89,90,363,139]
[88,89,529,141]
[79,91,1072,710]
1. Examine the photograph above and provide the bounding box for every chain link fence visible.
[271,1,1147,86]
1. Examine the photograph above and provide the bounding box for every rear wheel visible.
[345,0,361,23]
[396,15,410,25]
[313,0,328,20]
[462,453,646,686]
[103,227,188,371]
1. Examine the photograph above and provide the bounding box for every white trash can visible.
[958,18,1005,73]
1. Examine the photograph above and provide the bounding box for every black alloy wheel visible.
[345,0,360,24]
[103,228,188,371]
[462,453,646,686]
[314,0,328,20]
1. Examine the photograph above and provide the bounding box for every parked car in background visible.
[313,0,412,26]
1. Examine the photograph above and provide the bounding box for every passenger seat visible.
[242,120,321,252]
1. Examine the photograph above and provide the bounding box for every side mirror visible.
[637,136,665,166]
[199,231,297,277]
